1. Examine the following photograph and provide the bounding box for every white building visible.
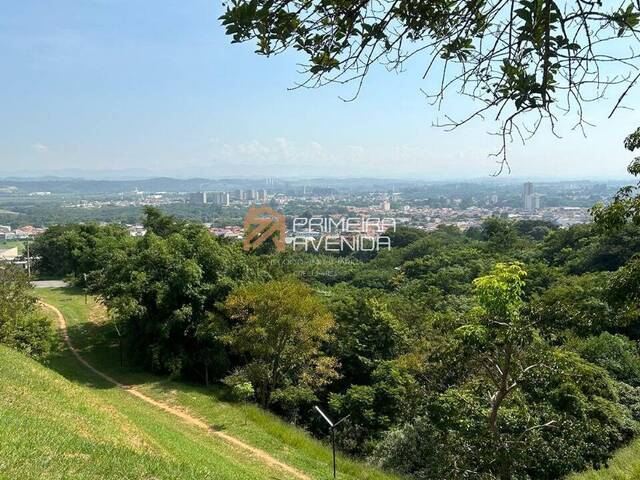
[523,182,535,212]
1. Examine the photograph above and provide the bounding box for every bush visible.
[570,333,640,386]
[0,266,55,360]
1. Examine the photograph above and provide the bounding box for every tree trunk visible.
[490,345,514,480]
[489,345,513,434]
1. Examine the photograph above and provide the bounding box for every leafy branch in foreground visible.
[592,127,640,229]
[221,0,640,171]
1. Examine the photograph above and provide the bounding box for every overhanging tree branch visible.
[221,0,640,171]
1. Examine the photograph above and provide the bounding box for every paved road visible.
[32,280,68,289]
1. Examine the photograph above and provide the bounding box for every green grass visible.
[569,441,640,480]
[31,287,400,480]
[0,345,286,480]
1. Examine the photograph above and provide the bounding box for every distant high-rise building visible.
[189,192,207,205]
[491,194,498,204]
[234,189,246,201]
[523,182,533,196]
[382,199,391,211]
[523,182,535,211]
[210,191,230,206]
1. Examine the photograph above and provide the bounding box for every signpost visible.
[314,406,350,480]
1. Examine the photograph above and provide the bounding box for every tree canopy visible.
[223,278,338,409]
[32,207,640,479]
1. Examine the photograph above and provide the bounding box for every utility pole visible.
[26,239,31,277]
[332,427,336,480]
[314,406,350,479]
[114,323,123,368]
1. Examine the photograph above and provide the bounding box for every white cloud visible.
[32,143,49,153]
[212,137,335,166]
[205,137,502,178]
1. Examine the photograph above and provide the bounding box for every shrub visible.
[0,266,55,359]
[570,333,640,386]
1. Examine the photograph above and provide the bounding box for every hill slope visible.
[5,288,637,479]
[0,344,289,480]
[569,440,640,480]
[13,287,397,480]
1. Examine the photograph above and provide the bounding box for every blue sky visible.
[1,0,638,180]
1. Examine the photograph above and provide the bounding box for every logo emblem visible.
[243,205,286,252]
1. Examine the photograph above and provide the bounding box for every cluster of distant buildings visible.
[0,181,597,267]
[0,224,46,241]
[0,225,44,272]
[188,189,269,207]
[208,225,243,239]
[343,182,591,232]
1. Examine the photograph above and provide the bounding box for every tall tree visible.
[454,262,546,478]
[96,209,252,380]
[223,278,338,407]
[464,263,536,435]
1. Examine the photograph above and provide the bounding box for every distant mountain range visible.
[0,176,632,195]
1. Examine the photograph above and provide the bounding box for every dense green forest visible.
[21,204,640,479]
[0,200,247,229]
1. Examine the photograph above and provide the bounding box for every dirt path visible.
[40,301,312,480]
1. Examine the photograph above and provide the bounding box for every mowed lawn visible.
[33,287,400,480]
[0,345,287,480]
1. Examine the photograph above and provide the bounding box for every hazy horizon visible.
[0,169,635,184]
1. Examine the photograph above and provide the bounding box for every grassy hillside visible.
[0,345,286,480]
[569,442,640,480]
[29,287,398,480]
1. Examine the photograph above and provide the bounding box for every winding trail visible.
[40,301,312,480]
